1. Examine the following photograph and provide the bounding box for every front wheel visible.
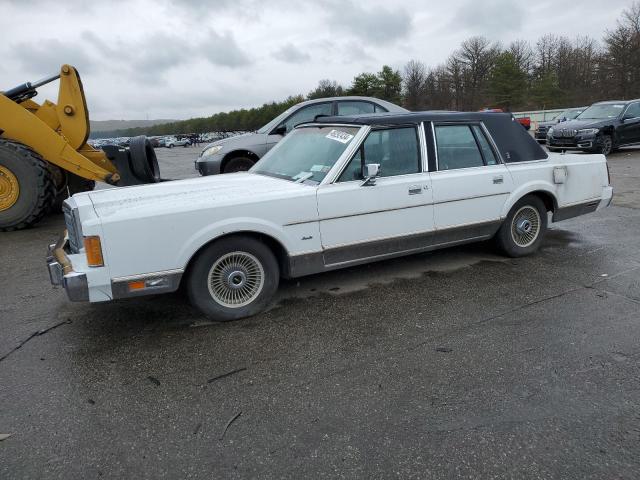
[186,236,279,321]
[494,195,547,257]
[599,135,613,156]
[223,156,255,173]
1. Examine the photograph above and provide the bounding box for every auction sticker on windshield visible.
[326,129,354,144]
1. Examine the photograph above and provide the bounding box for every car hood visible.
[86,173,309,220]
[200,132,267,154]
[551,119,608,130]
[537,120,556,128]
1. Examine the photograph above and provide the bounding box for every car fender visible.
[501,180,558,217]
[177,216,293,269]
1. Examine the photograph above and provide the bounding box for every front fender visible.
[177,217,293,269]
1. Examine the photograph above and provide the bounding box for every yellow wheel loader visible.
[0,64,161,231]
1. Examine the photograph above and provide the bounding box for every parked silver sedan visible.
[195,96,407,175]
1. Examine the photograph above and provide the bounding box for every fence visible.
[512,109,565,122]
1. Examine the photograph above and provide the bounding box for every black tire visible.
[494,195,548,258]
[0,139,55,231]
[168,144,174,148]
[50,172,96,212]
[186,236,279,321]
[129,136,160,183]
[600,135,613,156]
[223,156,255,173]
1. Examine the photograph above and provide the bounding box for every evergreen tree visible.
[488,52,527,110]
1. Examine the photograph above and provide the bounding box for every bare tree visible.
[403,60,428,110]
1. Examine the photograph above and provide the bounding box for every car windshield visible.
[566,109,583,119]
[577,104,625,120]
[256,106,298,134]
[252,126,360,184]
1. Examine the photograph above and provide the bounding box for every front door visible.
[317,126,434,266]
[430,123,513,243]
[619,102,640,145]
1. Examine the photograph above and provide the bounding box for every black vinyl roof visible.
[315,111,548,163]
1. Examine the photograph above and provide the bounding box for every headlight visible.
[547,127,554,136]
[578,128,599,135]
[200,145,223,159]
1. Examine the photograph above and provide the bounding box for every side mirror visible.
[273,125,287,136]
[361,163,380,186]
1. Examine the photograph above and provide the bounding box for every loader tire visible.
[50,171,95,213]
[0,139,55,231]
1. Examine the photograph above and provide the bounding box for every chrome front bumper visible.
[47,234,89,302]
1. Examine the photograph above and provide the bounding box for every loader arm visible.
[0,65,119,183]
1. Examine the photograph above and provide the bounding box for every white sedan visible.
[48,112,613,321]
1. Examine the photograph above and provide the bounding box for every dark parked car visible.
[195,96,407,175]
[534,107,586,143]
[547,100,640,155]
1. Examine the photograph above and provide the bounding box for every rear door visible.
[429,122,513,241]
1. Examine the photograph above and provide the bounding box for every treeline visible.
[97,2,640,138]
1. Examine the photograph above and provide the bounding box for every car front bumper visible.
[47,233,89,302]
[47,233,183,303]
[195,153,224,176]
[547,133,600,150]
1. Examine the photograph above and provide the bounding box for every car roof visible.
[298,96,408,113]
[592,99,640,105]
[313,110,548,163]
[315,110,512,125]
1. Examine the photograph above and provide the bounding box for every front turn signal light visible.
[84,236,104,267]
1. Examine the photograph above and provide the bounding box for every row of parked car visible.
[535,99,640,155]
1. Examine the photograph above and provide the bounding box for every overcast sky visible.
[1,0,632,120]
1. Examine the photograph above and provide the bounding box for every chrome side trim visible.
[286,220,502,278]
[111,269,184,299]
[283,191,507,226]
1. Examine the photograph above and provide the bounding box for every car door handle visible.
[493,176,504,184]
[408,185,423,195]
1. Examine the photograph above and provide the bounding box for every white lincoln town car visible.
[48,112,613,321]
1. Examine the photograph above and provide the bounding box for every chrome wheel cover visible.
[511,206,541,248]
[207,252,265,308]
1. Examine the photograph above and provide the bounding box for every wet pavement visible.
[1,146,639,479]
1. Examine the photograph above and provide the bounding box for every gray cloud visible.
[11,39,96,75]
[272,43,311,64]
[200,30,251,68]
[454,0,525,34]
[324,0,412,45]
[1,0,632,120]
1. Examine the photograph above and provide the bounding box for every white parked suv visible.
[165,137,191,148]
[48,112,612,321]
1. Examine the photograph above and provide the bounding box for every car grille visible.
[62,203,82,253]
[555,129,577,138]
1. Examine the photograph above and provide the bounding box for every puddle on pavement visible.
[275,244,510,303]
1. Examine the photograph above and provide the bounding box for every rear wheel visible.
[495,195,547,257]
[0,139,55,231]
[186,236,279,321]
[223,156,255,173]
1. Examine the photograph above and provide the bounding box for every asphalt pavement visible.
[1,145,639,479]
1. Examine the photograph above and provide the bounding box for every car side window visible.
[282,103,332,132]
[471,125,498,165]
[337,101,375,115]
[624,102,640,119]
[338,127,420,182]
[435,125,485,171]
